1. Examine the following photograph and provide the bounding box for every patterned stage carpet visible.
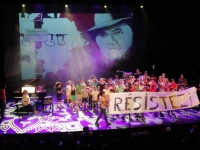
[1,101,200,134]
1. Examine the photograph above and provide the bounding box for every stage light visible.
[22,4,25,7]
[104,5,107,8]
[140,5,143,8]
[65,5,68,8]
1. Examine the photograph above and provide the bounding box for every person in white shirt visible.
[127,76,135,87]
[118,79,126,89]
[139,81,144,91]
[66,80,72,107]
[179,86,185,91]
[80,78,86,86]
[158,85,166,92]
[21,90,31,106]
[113,75,119,85]
[18,90,36,113]
[109,78,116,86]
[103,85,110,96]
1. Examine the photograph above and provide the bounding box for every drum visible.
[44,96,52,104]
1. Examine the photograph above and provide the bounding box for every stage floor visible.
[1,100,200,134]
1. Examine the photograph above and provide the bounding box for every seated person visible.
[81,126,93,137]
[22,90,31,106]
[15,90,37,113]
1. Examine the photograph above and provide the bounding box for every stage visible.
[0,98,200,134]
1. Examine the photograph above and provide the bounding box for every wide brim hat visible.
[87,13,133,32]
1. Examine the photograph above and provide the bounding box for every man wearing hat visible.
[0,84,6,121]
[87,13,133,61]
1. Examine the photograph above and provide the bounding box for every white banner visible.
[108,87,199,114]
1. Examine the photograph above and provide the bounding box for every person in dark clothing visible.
[0,84,6,121]
[122,84,133,122]
[133,69,142,79]
[56,82,64,109]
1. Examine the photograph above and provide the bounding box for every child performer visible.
[56,82,64,109]
[71,84,79,112]
[95,91,111,127]
[81,85,89,111]
[91,86,99,112]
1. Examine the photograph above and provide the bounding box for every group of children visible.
[55,80,99,112]
[53,71,191,126]
[1,70,197,125]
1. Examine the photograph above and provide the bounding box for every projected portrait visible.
[87,13,133,61]
[68,13,135,79]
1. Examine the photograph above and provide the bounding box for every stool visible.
[43,96,53,113]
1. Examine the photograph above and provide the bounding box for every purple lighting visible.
[0,100,200,134]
